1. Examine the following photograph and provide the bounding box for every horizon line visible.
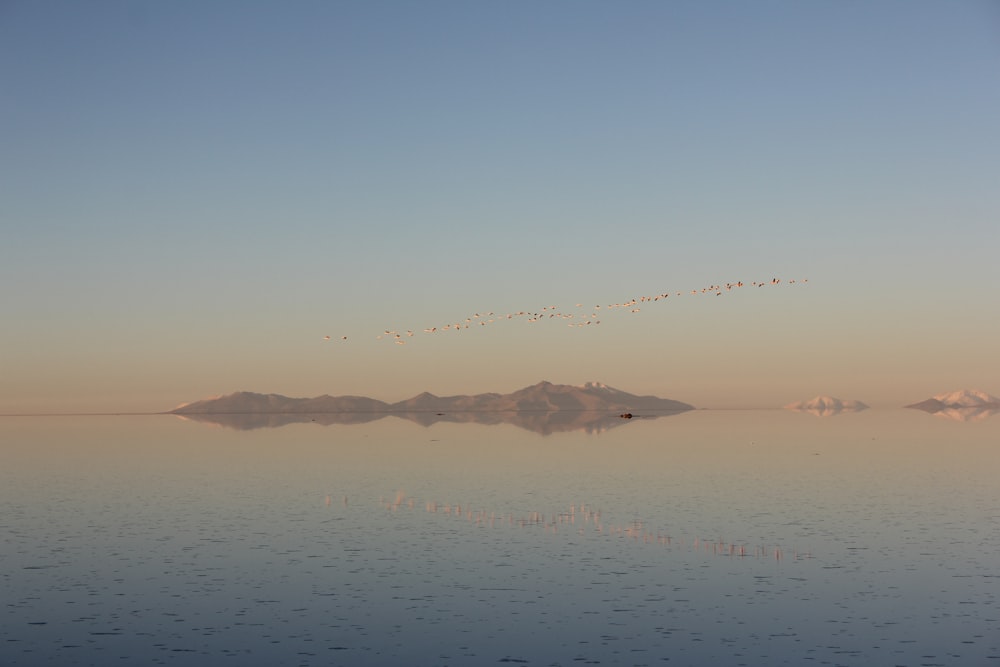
[1,407,938,418]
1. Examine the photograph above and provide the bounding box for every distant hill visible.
[784,395,868,416]
[905,389,1000,421]
[171,381,694,416]
[172,391,390,414]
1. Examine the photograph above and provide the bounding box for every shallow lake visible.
[2,409,998,666]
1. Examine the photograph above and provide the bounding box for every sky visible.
[2,0,999,413]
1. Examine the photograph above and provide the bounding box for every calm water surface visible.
[2,410,998,666]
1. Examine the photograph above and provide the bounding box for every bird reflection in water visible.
[355,490,808,562]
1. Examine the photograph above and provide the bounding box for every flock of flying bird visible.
[322,277,807,346]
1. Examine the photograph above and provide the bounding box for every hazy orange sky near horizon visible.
[2,2,998,414]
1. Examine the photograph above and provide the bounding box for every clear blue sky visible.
[2,0,999,412]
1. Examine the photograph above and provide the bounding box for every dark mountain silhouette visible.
[172,391,390,414]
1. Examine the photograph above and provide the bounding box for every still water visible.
[2,409,998,666]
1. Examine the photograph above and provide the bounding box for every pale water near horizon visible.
[2,410,998,666]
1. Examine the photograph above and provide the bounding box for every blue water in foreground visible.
[2,410,998,666]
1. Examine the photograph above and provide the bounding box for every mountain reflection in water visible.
[920,406,1000,422]
[173,409,692,434]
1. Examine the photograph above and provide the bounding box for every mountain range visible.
[169,385,1000,428]
[170,381,695,431]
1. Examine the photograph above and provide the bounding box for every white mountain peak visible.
[580,381,611,391]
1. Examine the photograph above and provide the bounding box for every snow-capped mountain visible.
[906,389,1000,411]
[905,390,1000,420]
